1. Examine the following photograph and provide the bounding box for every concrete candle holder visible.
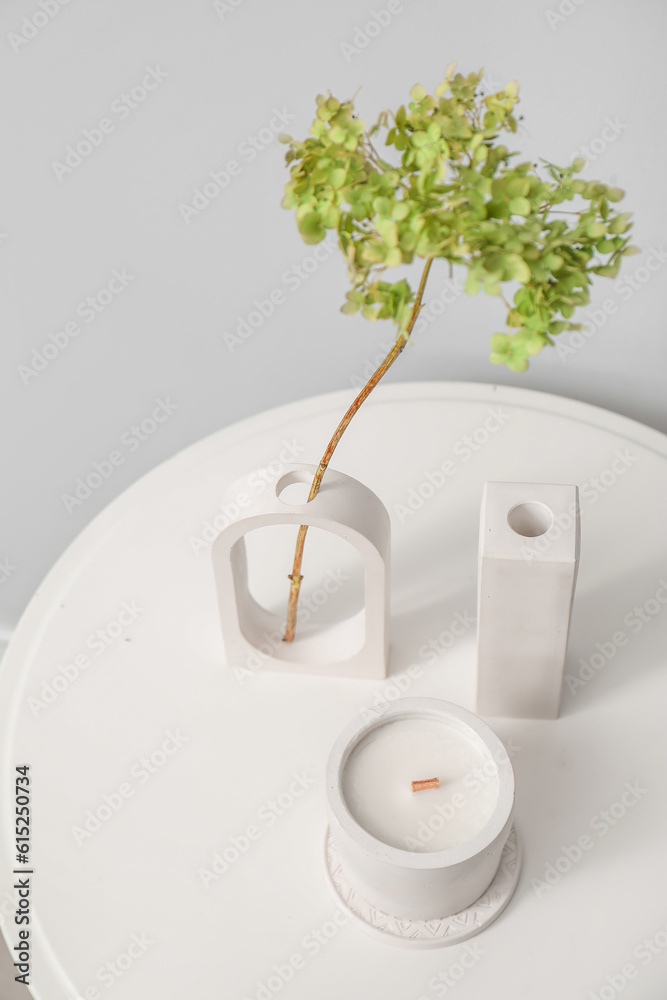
[324,698,519,946]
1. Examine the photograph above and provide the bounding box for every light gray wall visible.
[1,0,665,639]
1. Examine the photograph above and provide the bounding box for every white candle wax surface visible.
[341,717,500,853]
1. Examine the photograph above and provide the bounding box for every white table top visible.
[2,381,667,999]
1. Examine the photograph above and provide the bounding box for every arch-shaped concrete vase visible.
[211,464,390,679]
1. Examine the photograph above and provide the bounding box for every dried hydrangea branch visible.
[283,255,434,642]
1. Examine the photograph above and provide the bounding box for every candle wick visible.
[411,777,440,793]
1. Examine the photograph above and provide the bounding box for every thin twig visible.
[282,254,435,641]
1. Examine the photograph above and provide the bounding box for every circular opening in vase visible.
[507,501,553,537]
[276,470,312,505]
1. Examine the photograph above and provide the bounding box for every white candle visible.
[326,699,515,922]
[341,717,500,852]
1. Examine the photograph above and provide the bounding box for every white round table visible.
[2,382,666,999]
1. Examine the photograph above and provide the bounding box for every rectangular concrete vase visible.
[476,482,580,719]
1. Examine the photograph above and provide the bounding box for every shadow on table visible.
[560,556,667,716]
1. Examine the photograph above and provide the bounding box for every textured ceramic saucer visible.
[324,825,521,949]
